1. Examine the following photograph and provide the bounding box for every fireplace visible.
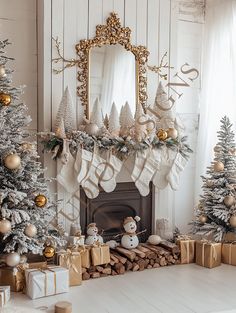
[80,182,154,242]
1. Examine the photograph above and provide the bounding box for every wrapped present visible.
[0,286,10,308]
[67,235,85,246]
[57,250,82,286]
[76,246,91,268]
[0,264,28,292]
[91,244,110,266]
[176,235,195,264]
[55,301,72,313]
[223,232,236,242]
[25,266,69,299]
[28,261,48,269]
[222,242,236,265]
[196,241,221,268]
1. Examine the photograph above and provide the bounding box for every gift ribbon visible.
[58,249,81,274]
[201,240,217,267]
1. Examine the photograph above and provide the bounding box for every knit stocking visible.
[76,149,93,184]
[166,152,188,190]
[131,150,148,183]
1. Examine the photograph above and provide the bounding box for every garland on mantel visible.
[41,130,192,161]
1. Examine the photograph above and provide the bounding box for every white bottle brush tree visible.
[191,116,236,242]
[0,40,64,266]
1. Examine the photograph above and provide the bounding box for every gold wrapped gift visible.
[223,232,236,242]
[57,250,82,286]
[0,264,28,292]
[196,241,221,268]
[176,236,195,264]
[76,246,91,268]
[222,242,236,265]
[91,244,110,266]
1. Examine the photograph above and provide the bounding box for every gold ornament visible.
[229,148,236,156]
[43,246,55,259]
[0,218,11,234]
[4,153,21,170]
[21,142,35,151]
[34,194,47,208]
[199,215,207,224]
[213,161,224,172]
[84,123,100,136]
[157,129,168,141]
[214,145,222,153]
[230,215,236,228]
[167,127,178,139]
[0,65,6,78]
[0,93,11,106]
[5,252,21,267]
[24,224,37,237]
[224,195,235,207]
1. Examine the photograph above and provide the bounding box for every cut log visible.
[137,259,145,271]
[159,241,180,254]
[115,246,136,261]
[111,252,127,264]
[125,260,133,271]
[103,267,112,275]
[91,272,100,279]
[82,267,87,274]
[131,248,145,258]
[96,266,104,272]
[132,263,139,272]
[159,257,167,266]
[153,263,160,268]
[110,253,119,263]
[147,264,152,269]
[111,270,118,276]
[137,245,152,253]
[114,263,125,274]
[82,272,90,280]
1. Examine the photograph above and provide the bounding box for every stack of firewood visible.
[82,241,180,280]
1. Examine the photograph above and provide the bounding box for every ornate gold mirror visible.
[76,12,149,119]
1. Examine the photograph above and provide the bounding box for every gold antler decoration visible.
[52,37,78,74]
[148,52,174,80]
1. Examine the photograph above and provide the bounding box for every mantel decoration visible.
[42,12,193,199]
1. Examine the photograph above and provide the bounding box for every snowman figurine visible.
[85,223,104,245]
[121,216,145,249]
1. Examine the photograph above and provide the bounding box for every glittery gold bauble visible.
[4,153,21,170]
[84,123,100,136]
[34,194,47,208]
[167,127,178,139]
[24,224,37,237]
[230,215,236,228]
[43,246,55,259]
[0,93,11,106]
[213,161,224,172]
[214,145,222,153]
[224,195,235,207]
[199,215,207,224]
[0,218,11,234]
[5,252,21,267]
[0,65,6,78]
[157,129,168,141]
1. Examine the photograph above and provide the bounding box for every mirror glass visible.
[90,44,136,116]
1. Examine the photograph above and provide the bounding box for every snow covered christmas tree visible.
[0,40,63,266]
[192,116,236,242]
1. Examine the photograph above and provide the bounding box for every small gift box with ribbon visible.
[0,286,10,308]
[25,266,69,299]
[57,249,82,286]
[222,242,236,265]
[76,246,91,268]
[91,243,110,266]
[176,235,195,264]
[196,241,221,268]
[0,264,28,292]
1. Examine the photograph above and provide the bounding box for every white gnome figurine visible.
[121,216,145,249]
[85,223,104,245]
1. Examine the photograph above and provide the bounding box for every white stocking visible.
[166,152,188,190]
[76,149,93,184]
[131,150,148,183]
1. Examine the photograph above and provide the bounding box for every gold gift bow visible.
[58,249,81,274]
[0,288,7,305]
[201,240,217,267]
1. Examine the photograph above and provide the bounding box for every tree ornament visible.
[34,194,47,208]
[224,195,235,207]
[214,145,222,153]
[229,148,236,156]
[230,215,236,228]
[157,129,168,141]
[90,98,104,129]
[24,224,37,237]
[0,92,11,106]
[213,161,224,172]
[84,122,100,136]
[120,101,134,137]
[199,215,207,224]
[0,65,6,78]
[148,235,162,245]
[43,246,55,259]
[0,218,11,234]
[109,102,120,136]
[4,153,21,170]
[167,127,178,139]
[5,252,21,267]
[134,101,147,142]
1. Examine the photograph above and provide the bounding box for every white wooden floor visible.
[8,264,236,313]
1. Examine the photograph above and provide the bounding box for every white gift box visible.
[25,266,69,299]
[68,235,85,246]
[0,286,10,307]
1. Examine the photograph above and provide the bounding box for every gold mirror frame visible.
[75,12,149,119]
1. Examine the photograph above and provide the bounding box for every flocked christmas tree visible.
[0,40,63,266]
[191,116,236,242]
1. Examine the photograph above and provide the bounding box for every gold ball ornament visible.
[167,127,178,139]
[213,161,224,172]
[4,153,21,170]
[214,145,222,153]
[0,218,11,234]
[0,92,11,106]
[43,246,55,259]
[199,215,207,224]
[224,195,235,207]
[229,148,236,156]
[34,194,47,208]
[5,252,21,267]
[0,65,6,78]
[157,129,168,141]
[230,215,236,228]
[24,224,37,237]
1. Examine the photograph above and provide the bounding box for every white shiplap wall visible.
[38,0,203,232]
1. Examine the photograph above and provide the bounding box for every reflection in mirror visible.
[90,44,136,117]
